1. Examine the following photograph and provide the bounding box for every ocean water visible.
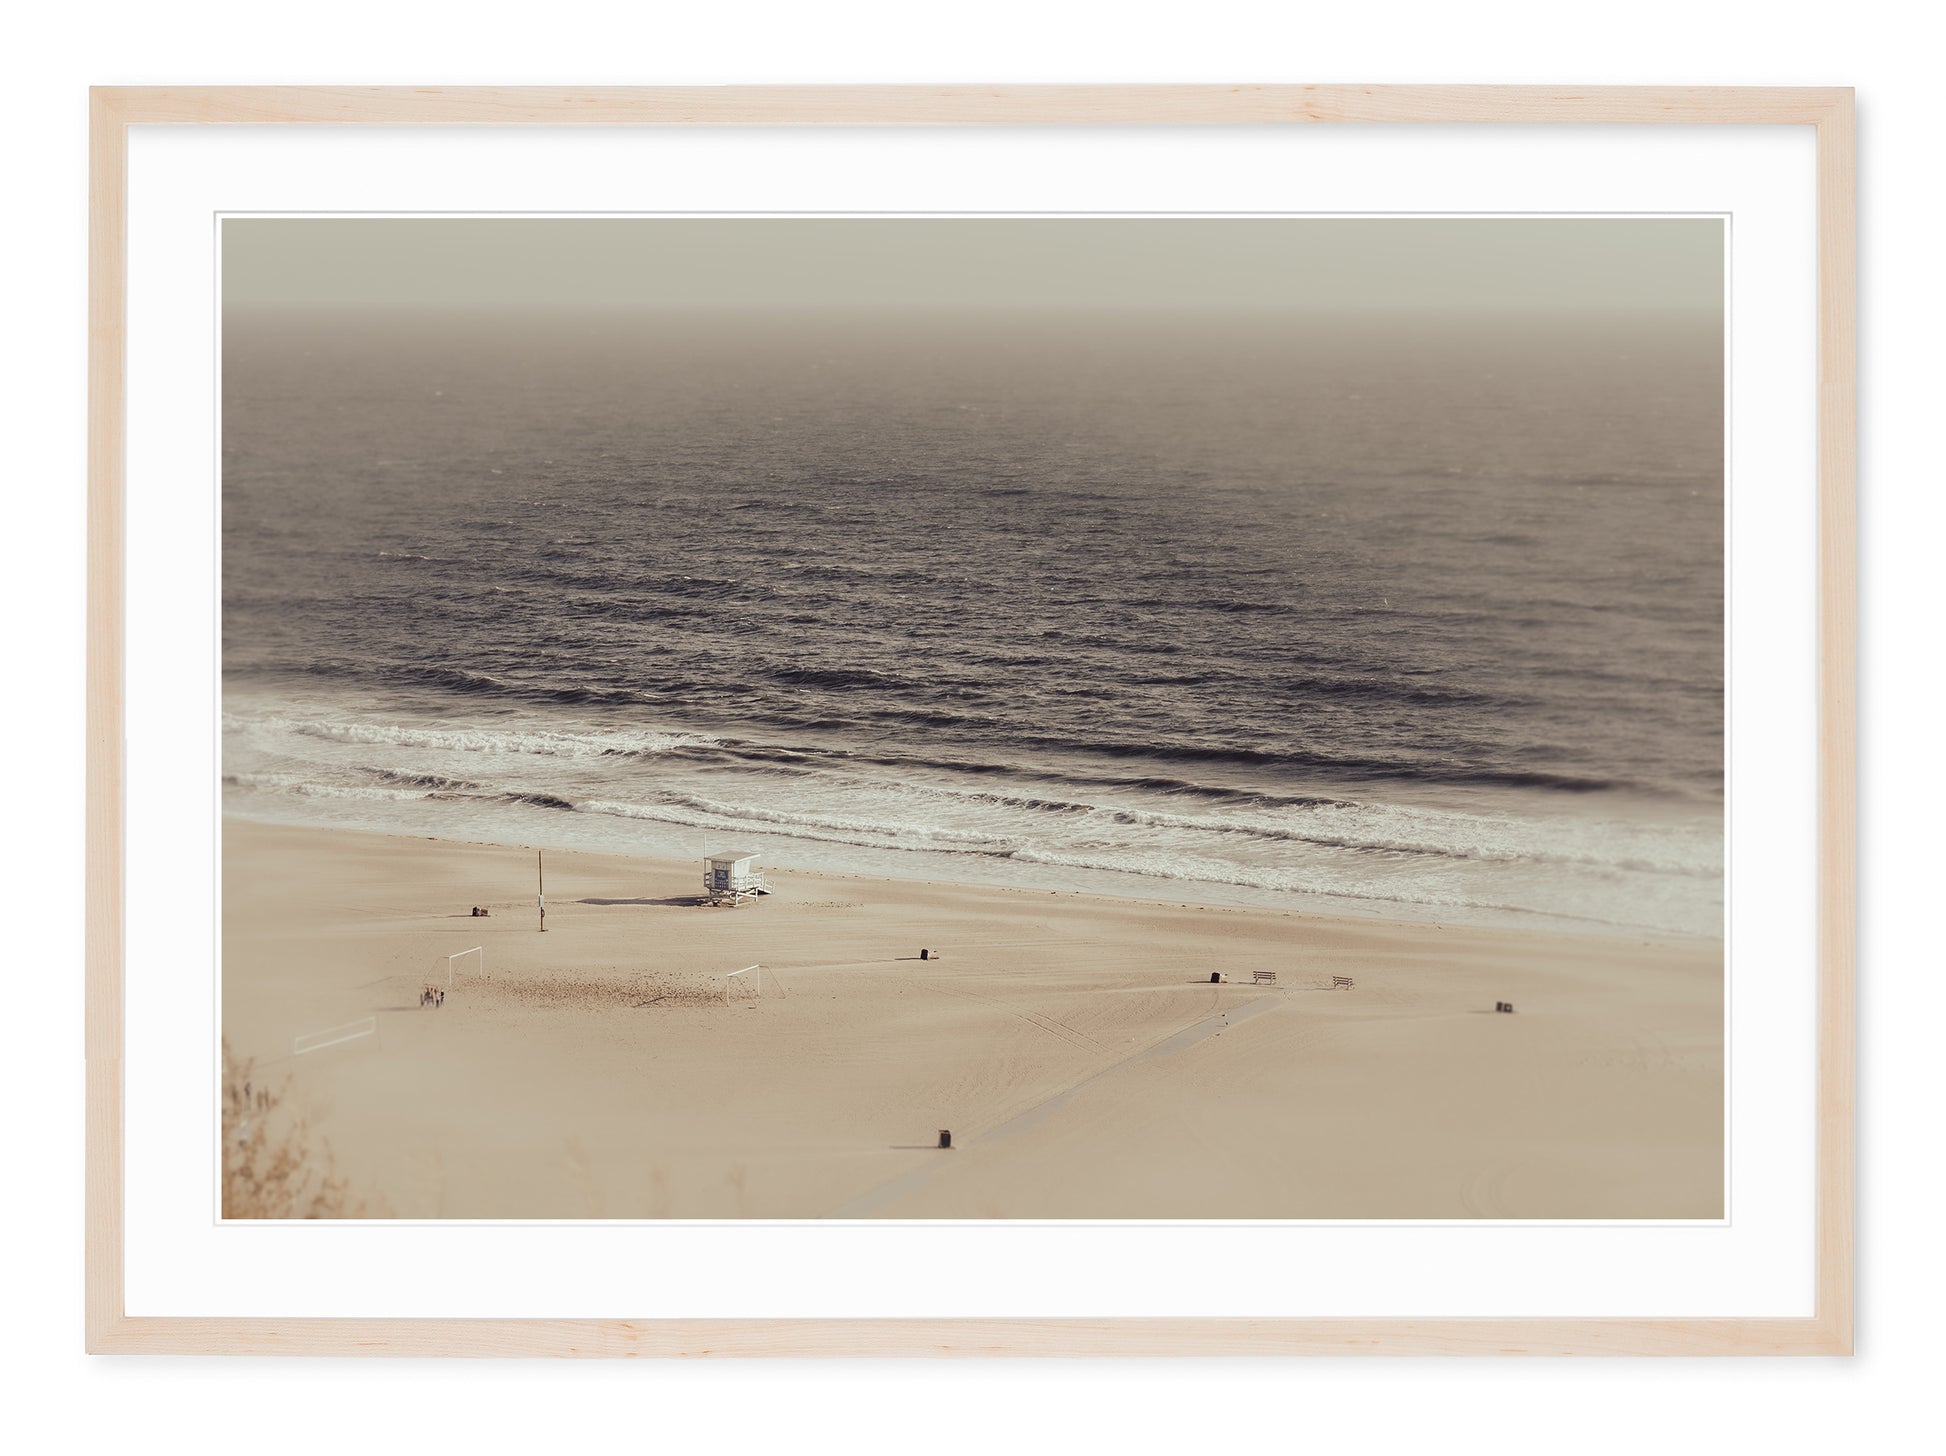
[222,307,1724,937]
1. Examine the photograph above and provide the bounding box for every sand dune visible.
[222,818,1723,1220]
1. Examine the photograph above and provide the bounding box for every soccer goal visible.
[435,946,484,988]
[723,964,766,1004]
[292,1016,377,1057]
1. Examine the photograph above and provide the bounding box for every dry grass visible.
[476,969,736,1012]
[220,1039,371,1218]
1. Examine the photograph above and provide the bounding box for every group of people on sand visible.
[420,987,446,1009]
[240,1080,270,1113]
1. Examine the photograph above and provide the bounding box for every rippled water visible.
[222,306,1723,935]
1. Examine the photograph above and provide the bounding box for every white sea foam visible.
[220,696,1722,936]
[224,711,711,760]
[572,796,1008,857]
[224,772,431,804]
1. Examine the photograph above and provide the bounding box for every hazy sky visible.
[223,217,1723,315]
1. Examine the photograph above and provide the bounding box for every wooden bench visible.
[1331,975,1355,990]
[1252,970,1278,986]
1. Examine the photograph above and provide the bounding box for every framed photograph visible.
[88,85,1854,1356]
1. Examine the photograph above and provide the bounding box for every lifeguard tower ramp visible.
[703,850,769,907]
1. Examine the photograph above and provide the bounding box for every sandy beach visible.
[222,817,1722,1219]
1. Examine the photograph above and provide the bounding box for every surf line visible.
[824,993,1286,1219]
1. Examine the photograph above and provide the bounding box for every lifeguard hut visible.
[702,850,769,908]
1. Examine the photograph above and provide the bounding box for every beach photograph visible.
[219,216,1725,1220]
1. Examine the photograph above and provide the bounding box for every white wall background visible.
[2,3,1935,1451]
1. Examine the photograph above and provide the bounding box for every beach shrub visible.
[220,1040,368,1219]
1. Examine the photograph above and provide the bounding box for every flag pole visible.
[537,848,546,933]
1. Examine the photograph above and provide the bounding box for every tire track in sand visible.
[825,993,1285,1218]
[915,975,1110,1054]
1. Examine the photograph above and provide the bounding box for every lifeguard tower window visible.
[703,850,769,907]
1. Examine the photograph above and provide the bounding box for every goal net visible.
[434,946,484,989]
[723,964,769,1004]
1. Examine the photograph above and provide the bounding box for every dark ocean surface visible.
[222,308,1724,936]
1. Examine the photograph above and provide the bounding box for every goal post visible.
[724,964,763,1004]
[436,946,484,988]
[292,1016,377,1056]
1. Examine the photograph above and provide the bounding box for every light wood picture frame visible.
[87,84,1855,1357]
